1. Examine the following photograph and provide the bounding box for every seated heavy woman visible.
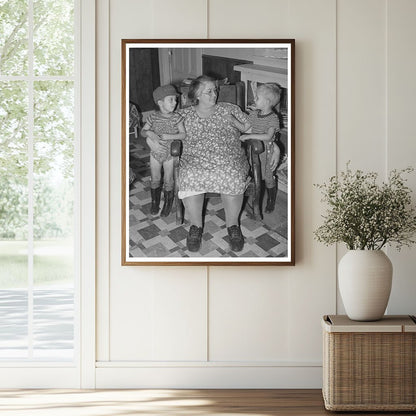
[178,75,278,253]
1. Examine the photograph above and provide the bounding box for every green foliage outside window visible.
[0,0,28,75]
[0,0,74,241]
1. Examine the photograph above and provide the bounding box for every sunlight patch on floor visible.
[0,389,272,416]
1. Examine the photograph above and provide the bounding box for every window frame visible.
[0,0,96,388]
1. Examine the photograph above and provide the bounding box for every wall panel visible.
[110,270,207,361]
[337,0,386,172]
[386,0,416,314]
[102,0,209,364]
[209,268,290,362]
[285,0,337,361]
[209,0,290,38]
[336,0,387,313]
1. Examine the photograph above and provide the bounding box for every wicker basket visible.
[322,315,416,411]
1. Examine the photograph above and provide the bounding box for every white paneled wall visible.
[336,0,388,312]
[209,0,290,38]
[208,268,290,362]
[96,0,416,388]
[337,0,387,172]
[386,0,416,313]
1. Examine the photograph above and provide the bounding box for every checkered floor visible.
[129,138,288,259]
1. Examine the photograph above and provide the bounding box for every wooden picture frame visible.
[122,39,295,265]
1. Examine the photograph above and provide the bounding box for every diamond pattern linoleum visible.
[129,137,288,259]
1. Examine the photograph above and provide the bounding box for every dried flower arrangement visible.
[314,164,416,250]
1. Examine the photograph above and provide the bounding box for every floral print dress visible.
[179,102,250,195]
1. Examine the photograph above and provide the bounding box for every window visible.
[0,0,78,361]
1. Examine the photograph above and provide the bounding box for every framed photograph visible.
[122,39,295,265]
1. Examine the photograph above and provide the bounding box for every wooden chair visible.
[171,81,264,225]
[129,102,141,186]
[129,102,141,139]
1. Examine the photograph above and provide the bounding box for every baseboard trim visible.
[96,360,321,368]
[96,365,323,388]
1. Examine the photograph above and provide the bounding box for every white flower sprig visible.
[314,164,416,250]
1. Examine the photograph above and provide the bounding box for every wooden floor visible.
[0,389,413,415]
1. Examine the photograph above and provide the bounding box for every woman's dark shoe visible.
[186,225,203,252]
[265,186,277,213]
[227,225,244,252]
[150,187,162,215]
[160,190,174,217]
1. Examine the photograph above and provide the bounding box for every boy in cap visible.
[142,84,186,217]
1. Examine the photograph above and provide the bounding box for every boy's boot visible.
[160,190,174,217]
[150,187,162,215]
[265,185,277,213]
[244,182,262,221]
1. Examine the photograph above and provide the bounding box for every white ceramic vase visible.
[338,250,393,321]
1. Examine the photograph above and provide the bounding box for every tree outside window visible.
[0,0,76,360]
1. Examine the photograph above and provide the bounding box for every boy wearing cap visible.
[142,84,186,217]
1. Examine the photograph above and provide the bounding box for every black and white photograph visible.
[122,40,295,265]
